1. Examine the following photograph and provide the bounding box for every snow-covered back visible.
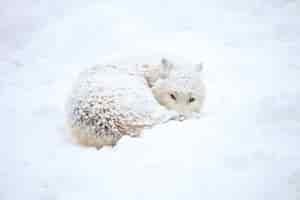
[1,0,300,199]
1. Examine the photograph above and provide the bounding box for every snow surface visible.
[1,0,300,199]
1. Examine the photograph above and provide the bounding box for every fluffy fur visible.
[151,60,206,117]
[66,58,206,148]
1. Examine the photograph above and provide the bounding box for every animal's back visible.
[66,65,170,148]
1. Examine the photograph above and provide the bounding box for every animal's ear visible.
[160,58,173,78]
[195,62,204,72]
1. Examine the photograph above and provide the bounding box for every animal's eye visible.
[188,97,196,103]
[170,93,177,101]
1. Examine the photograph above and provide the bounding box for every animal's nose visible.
[178,114,186,121]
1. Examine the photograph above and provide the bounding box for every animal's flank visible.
[65,58,205,148]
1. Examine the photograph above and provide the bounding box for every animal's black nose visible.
[178,115,186,121]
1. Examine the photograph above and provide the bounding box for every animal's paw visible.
[160,109,183,122]
[168,112,202,121]
[128,132,140,137]
[127,129,142,137]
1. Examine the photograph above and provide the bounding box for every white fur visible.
[66,58,206,148]
[151,59,206,117]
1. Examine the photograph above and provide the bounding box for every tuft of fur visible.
[66,58,206,148]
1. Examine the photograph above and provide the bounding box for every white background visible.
[1,0,300,199]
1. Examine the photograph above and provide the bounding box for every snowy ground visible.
[2,0,300,199]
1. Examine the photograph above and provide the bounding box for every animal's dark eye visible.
[170,93,177,101]
[188,97,196,103]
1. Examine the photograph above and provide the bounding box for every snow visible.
[1,0,300,199]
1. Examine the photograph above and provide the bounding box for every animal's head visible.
[150,58,206,117]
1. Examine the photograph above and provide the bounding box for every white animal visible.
[65,58,206,149]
